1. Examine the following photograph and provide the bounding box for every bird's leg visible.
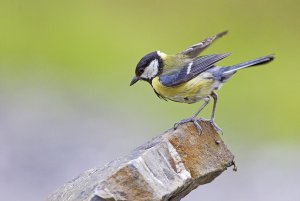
[210,91,223,134]
[174,96,210,133]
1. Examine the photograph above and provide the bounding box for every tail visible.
[222,55,274,75]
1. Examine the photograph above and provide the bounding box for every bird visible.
[130,31,274,133]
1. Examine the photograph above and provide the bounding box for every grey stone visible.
[47,120,234,201]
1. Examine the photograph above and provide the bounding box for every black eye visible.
[138,68,144,74]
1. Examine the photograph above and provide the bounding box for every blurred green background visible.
[0,0,299,200]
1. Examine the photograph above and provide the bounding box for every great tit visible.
[130,31,274,133]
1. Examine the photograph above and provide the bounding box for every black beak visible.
[130,76,140,86]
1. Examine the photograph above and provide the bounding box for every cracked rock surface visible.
[47,120,234,201]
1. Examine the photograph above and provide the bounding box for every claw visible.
[174,117,203,134]
[193,120,203,133]
[210,119,223,135]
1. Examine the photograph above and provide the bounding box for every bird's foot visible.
[174,117,202,134]
[209,119,223,135]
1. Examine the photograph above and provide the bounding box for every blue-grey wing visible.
[159,53,230,87]
[180,31,228,58]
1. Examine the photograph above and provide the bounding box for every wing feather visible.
[180,31,228,58]
[159,53,230,87]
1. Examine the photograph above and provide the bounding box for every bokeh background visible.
[1,0,300,200]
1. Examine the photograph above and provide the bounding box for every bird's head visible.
[130,51,166,86]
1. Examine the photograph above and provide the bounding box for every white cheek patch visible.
[141,59,159,79]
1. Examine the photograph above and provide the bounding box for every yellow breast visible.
[151,74,215,103]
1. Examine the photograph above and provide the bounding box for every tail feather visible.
[222,55,274,75]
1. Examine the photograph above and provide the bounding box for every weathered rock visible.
[47,120,235,201]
